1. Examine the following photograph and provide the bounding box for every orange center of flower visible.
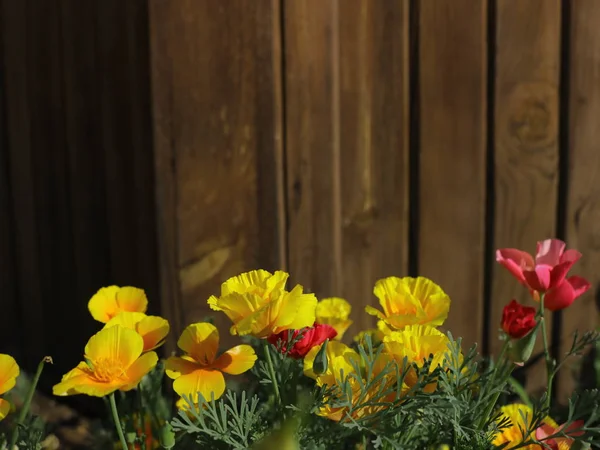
[91,358,126,382]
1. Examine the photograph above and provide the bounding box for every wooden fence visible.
[2,0,600,405]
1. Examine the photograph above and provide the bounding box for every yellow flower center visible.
[91,358,126,382]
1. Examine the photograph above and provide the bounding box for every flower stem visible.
[263,341,281,406]
[9,356,52,449]
[110,392,129,450]
[539,294,554,411]
[477,339,511,430]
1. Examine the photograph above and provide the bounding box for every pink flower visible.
[544,276,591,311]
[535,419,584,449]
[496,239,582,293]
[268,324,337,359]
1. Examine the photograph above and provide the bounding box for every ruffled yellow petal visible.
[0,354,19,395]
[85,325,144,369]
[165,356,200,379]
[278,286,318,332]
[316,298,353,340]
[0,398,11,421]
[115,287,148,314]
[221,270,279,295]
[121,351,158,391]
[212,345,257,375]
[172,369,226,402]
[177,323,219,365]
[88,286,120,323]
[137,315,170,351]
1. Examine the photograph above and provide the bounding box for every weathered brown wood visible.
[490,0,561,395]
[418,0,487,350]
[559,0,600,402]
[284,0,342,302]
[338,0,410,335]
[0,0,47,370]
[96,0,159,310]
[149,0,284,344]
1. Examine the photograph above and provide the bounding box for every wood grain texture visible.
[490,0,560,395]
[559,0,600,402]
[149,0,284,344]
[284,0,342,300]
[338,0,410,334]
[418,0,487,350]
[1,0,47,370]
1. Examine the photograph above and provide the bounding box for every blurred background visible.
[1,0,599,418]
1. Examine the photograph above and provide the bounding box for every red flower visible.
[535,419,585,450]
[544,276,591,311]
[496,239,581,293]
[501,300,537,339]
[268,324,337,359]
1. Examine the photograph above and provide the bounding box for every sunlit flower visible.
[0,354,19,421]
[383,325,452,391]
[492,404,538,449]
[315,297,353,340]
[365,276,450,330]
[165,323,256,402]
[88,286,148,323]
[353,321,393,347]
[53,326,158,397]
[304,342,396,422]
[207,270,317,338]
[268,324,337,359]
[535,418,585,450]
[104,312,170,352]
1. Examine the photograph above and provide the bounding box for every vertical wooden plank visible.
[0,0,46,371]
[559,0,600,402]
[60,0,111,349]
[285,0,342,301]
[418,0,487,350]
[338,0,410,334]
[96,0,159,311]
[149,0,284,343]
[490,1,561,395]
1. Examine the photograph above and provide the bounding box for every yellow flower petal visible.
[0,398,11,421]
[165,356,200,379]
[0,354,19,395]
[122,351,159,391]
[492,404,535,448]
[88,286,148,323]
[316,297,353,340]
[52,363,89,396]
[367,277,450,330]
[106,312,170,352]
[177,323,219,365]
[173,369,226,402]
[85,325,144,369]
[278,286,318,332]
[212,345,257,375]
[304,341,360,386]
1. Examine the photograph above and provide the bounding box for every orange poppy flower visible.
[0,354,19,421]
[53,325,158,397]
[88,286,148,323]
[104,312,170,352]
[165,323,256,402]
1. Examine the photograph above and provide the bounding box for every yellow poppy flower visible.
[0,354,19,421]
[53,325,158,397]
[304,343,396,422]
[315,297,353,340]
[104,312,170,352]
[165,323,257,402]
[207,270,317,338]
[88,286,148,323]
[365,276,450,330]
[492,404,539,449]
[383,324,452,391]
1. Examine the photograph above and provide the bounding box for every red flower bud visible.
[501,300,537,339]
[268,324,337,359]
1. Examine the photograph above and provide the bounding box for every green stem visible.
[539,294,554,411]
[263,341,281,406]
[9,356,52,449]
[110,392,129,450]
[477,339,511,430]
[137,387,147,450]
